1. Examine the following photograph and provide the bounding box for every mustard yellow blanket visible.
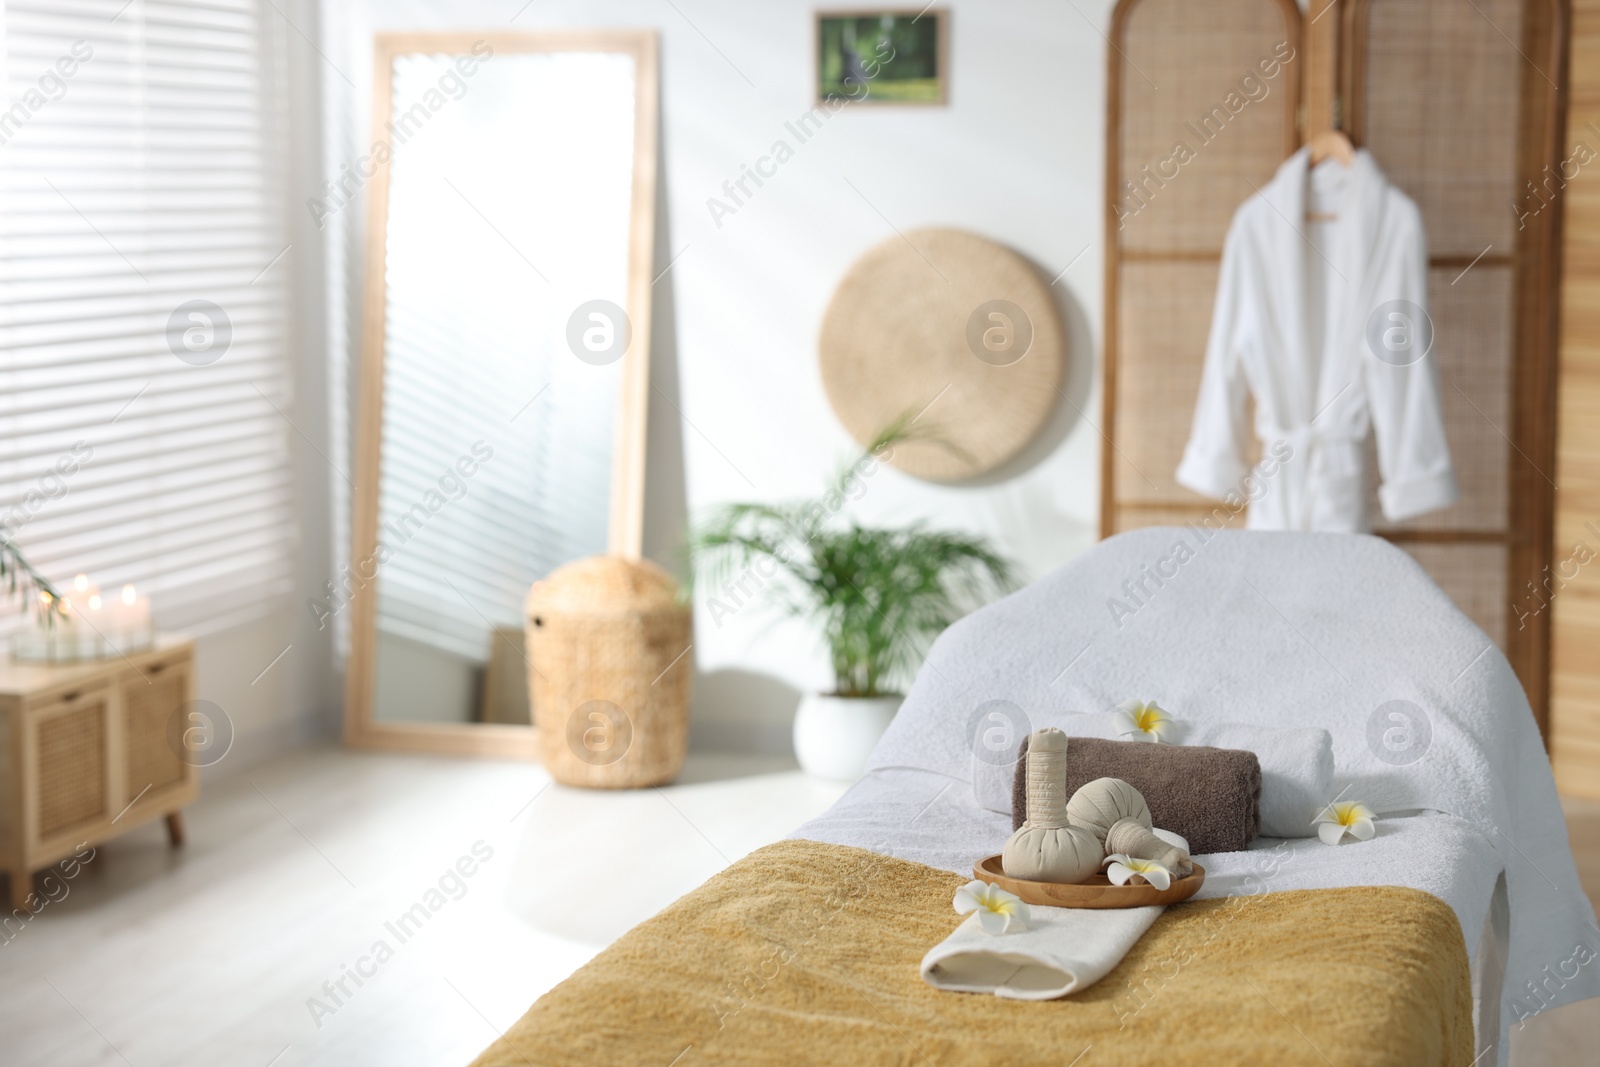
[469,840,1471,1066]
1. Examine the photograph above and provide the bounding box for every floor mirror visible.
[345,30,658,757]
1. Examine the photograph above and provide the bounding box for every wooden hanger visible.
[1308,128,1355,166]
[1305,129,1355,221]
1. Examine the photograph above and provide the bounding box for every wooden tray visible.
[973,855,1205,909]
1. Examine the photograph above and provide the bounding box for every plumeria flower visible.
[953,879,1029,934]
[1103,854,1173,891]
[1314,800,1377,845]
[1113,699,1172,743]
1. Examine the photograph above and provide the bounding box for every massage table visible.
[470,530,1598,1066]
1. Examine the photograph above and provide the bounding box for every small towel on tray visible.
[921,904,1164,1000]
[921,826,1190,1000]
[1011,735,1261,854]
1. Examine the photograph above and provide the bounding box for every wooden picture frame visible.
[344,30,659,759]
[814,9,948,106]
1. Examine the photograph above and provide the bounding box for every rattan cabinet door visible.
[24,685,112,858]
[121,654,194,809]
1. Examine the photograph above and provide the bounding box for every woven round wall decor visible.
[819,228,1065,482]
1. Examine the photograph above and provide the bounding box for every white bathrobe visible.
[1176,146,1459,531]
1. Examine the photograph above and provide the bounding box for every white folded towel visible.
[971,712,1334,839]
[922,903,1163,999]
[921,829,1190,999]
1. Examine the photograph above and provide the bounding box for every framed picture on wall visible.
[815,9,947,105]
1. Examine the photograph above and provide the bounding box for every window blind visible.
[0,0,295,637]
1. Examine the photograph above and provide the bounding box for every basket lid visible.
[525,555,681,616]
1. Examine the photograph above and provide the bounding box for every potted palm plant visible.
[688,428,1015,780]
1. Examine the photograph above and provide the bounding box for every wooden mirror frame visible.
[343,30,659,758]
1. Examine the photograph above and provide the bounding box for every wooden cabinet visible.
[0,637,196,911]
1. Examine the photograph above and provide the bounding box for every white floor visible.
[0,746,846,1067]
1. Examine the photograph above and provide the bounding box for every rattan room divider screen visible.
[1101,0,1569,730]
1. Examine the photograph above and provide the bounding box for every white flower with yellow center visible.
[953,879,1029,934]
[1314,800,1377,845]
[1103,854,1173,891]
[1113,699,1172,743]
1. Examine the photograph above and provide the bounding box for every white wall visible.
[316,0,1116,751]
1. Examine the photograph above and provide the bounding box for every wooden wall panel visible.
[1102,0,1302,534]
[1366,265,1516,532]
[1344,0,1567,728]
[1357,0,1526,257]
[1554,0,1600,797]
[1112,261,1227,505]
[1103,0,1567,733]
[1113,1,1301,255]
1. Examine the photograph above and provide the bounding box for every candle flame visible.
[122,584,137,605]
[73,573,89,593]
[88,594,102,610]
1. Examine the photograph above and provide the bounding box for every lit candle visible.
[13,573,152,662]
[85,592,105,655]
[109,583,152,652]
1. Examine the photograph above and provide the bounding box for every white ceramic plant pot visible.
[792,692,904,781]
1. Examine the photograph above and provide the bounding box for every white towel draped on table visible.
[796,530,1597,1065]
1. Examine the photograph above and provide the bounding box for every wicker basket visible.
[525,556,692,788]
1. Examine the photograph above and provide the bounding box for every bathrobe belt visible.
[1261,423,1364,530]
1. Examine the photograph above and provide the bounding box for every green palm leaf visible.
[686,424,1016,697]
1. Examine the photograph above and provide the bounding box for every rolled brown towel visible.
[1011,734,1261,854]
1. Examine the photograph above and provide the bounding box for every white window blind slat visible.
[26,485,293,566]
[0,0,294,638]
[5,311,282,355]
[3,455,291,534]
[24,495,294,583]
[0,395,281,454]
[16,495,294,608]
[0,264,285,293]
[0,356,284,415]
[0,342,280,383]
